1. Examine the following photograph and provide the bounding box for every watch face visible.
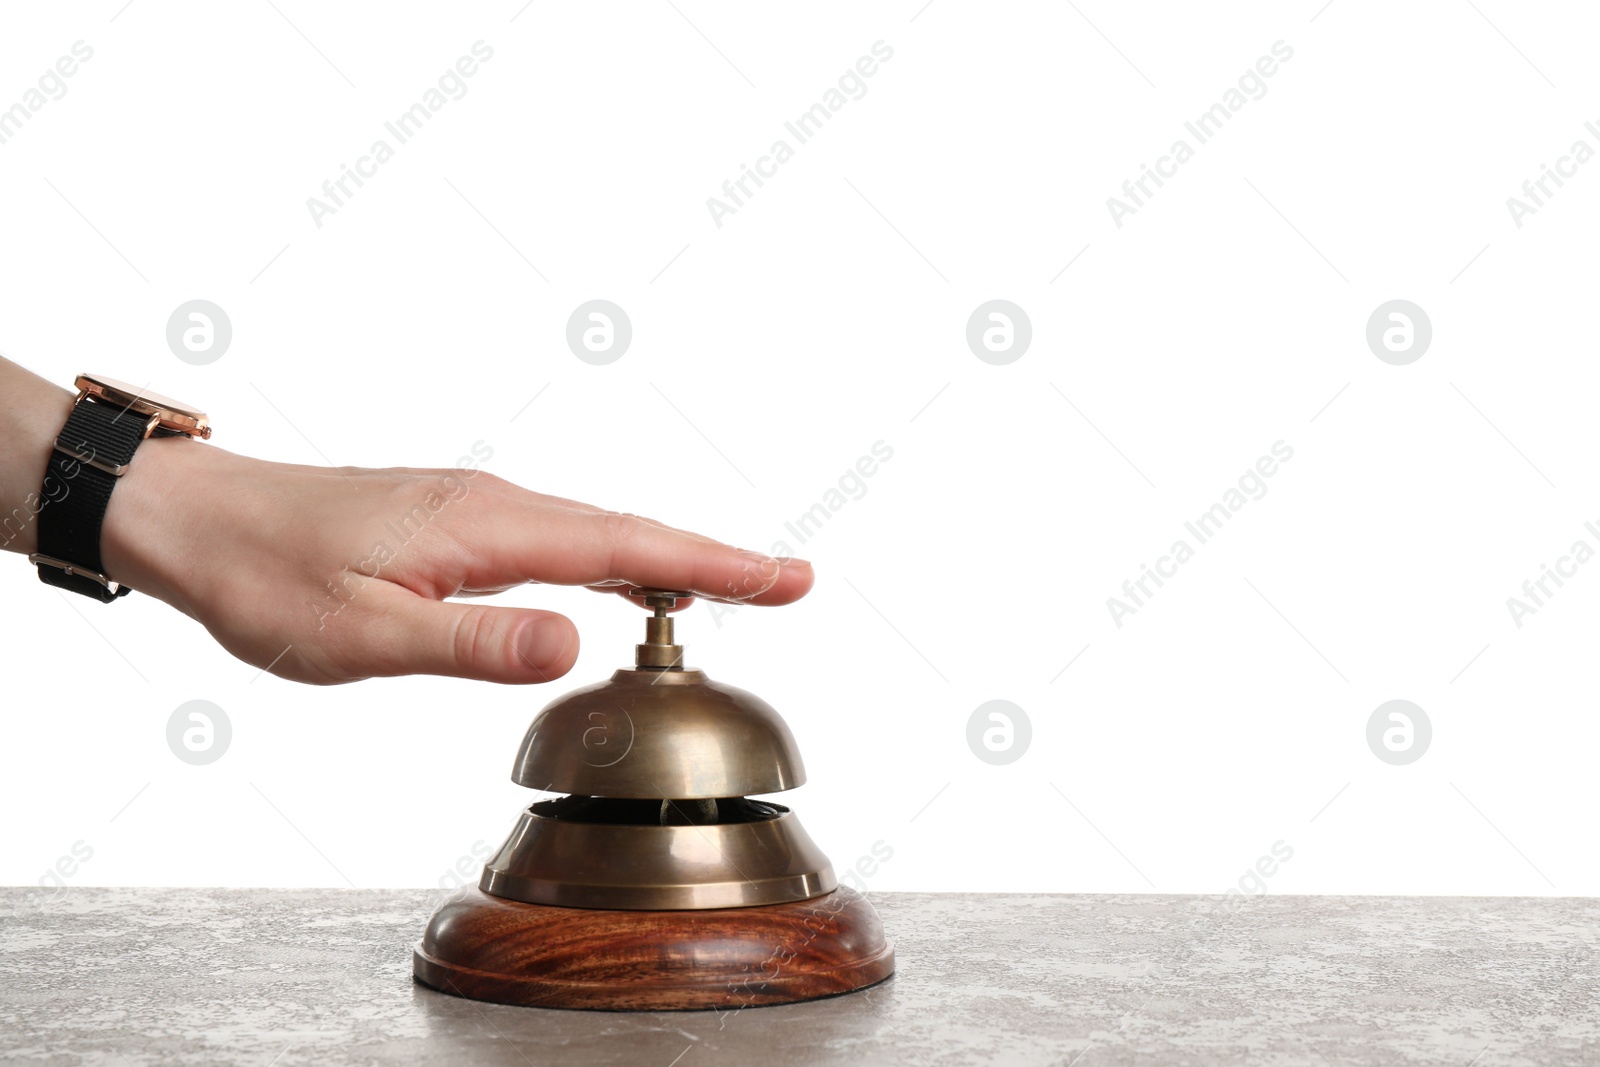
[76,374,211,438]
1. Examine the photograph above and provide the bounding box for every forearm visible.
[0,356,75,556]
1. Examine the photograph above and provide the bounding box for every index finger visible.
[452,485,814,605]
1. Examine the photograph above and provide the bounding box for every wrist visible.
[100,435,221,608]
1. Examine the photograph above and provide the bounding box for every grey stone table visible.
[1,889,1596,1066]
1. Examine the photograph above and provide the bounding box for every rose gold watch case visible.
[75,373,211,439]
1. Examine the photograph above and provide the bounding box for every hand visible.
[98,438,812,685]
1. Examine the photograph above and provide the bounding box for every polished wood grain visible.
[413,886,895,1011]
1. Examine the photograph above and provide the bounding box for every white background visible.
[2,0,1596,900]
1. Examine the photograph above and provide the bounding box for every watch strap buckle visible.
[31,553,130,600]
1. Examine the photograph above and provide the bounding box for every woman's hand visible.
[97,438,811,685]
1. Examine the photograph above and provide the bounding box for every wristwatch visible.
[32,374,210,602]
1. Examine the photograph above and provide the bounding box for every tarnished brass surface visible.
[492,588,826,910]
[510,667,806,798]
[631,588,686,668]
[509,592,806,797]
[480,807,837,910]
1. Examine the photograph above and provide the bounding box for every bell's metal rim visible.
[479,808,838,911]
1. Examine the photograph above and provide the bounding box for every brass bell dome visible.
[509,589,805,798]
[510,672,805,799]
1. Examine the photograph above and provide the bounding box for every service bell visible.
[413,589,894,1010]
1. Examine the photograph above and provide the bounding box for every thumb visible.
[348,586,580,683]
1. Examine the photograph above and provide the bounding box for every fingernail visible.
[738,548,778,567]
[775,556,811,567]
[520,618,573,672]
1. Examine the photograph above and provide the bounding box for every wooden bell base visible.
[413,885,895,1011]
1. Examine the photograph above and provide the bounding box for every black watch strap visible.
[35,398,176,602]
